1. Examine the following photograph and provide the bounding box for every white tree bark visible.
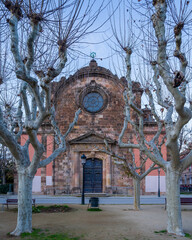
[11,170,33,236]
[0,1,96,236]
[165,164,183,236]
[113,0,192,236]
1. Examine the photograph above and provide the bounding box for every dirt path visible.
[0,205,192,240]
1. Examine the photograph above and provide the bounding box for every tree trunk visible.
[133,177,141,210]
[166,166,184,236]
[2,169,6,184]
[11,171,33,236]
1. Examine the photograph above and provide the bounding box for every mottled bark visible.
[133,177,141,210]
[11,171,33,236]
[165,165,184,236]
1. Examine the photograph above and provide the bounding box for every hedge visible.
[0,184,13,194]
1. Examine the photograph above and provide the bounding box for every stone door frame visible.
[84,158,103,193]
[71,147,112,193]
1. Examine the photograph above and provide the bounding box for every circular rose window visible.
[83,92,104,113]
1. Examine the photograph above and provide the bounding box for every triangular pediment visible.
[68,131,116,144]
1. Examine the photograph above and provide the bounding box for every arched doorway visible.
[84,158,102,193]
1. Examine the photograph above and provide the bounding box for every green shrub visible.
[0,184,9,194]
[185,233,192,239]
[32,206,41,213]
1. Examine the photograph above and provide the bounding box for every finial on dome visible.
[89,52,97,68]
[89,59,97,68]
[90,52,96,59]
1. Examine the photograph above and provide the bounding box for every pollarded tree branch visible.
[146,140,166,168]
[64,108,81,138]
[38,45,68,113]
[152,1,189,118]
[123,91,145,147]
[49,106,64,146]
[0,106,23,161]
[118,93,140,149]
[8,9,45,116]
[140,162,157,179]
[29,139,44,176]
[125,48,143,115]
[145,88,163,144]
[181,150,192,172]
[38,108,81,168]
[174,22,188,79]
[152,0,192,153]
[14,96,23,141]
[150,61,170,109]
[29,83,45,116]
[102,139,158,181]
[21,83,31,122]
[119,49,165,168]
[38,146,66,169]
[31,96,37,121]
[26,21,40,74]
[119,48,144,149]
[42,44,67,85]
[125,50,146,146]
[122,44,167,168]
[100,141,139,179]
[8,15,27,80]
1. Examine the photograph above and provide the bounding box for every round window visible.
[83,92,104,113]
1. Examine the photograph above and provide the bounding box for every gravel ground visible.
[0,204,192,240]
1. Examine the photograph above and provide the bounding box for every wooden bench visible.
[4,198,36,209]
[165,197,192,209]
[180,197,192,205]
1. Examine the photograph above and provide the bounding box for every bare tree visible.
[101,140,159,210]
[110,0,192,236]
[0,0,107,236]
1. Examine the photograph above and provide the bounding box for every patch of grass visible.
[87,208,102,211]
[154,229,167,234]
[32,205,70,213]
[21,228,44,238]
[9,205,71,214]
[154,229,167,235]
[19,228,80,240]
[154,230,192,238]
[185,233,192,239]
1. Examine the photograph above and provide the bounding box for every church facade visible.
[20,60,167,195]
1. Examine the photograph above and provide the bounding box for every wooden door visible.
[84,158,102,193]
